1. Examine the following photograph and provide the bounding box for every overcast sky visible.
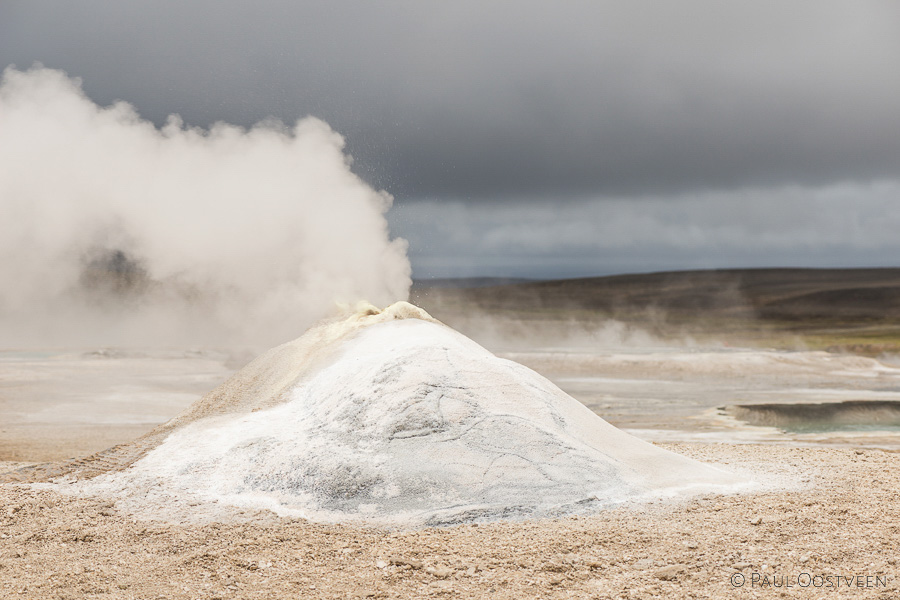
[3,1,900,278]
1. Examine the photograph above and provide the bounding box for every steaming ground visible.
[5,310,900,469]
[2,303,743,526]
[3,64,898,595]
[4,308,900,597]
[506,346,900,449]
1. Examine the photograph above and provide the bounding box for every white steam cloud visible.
[0,66,411,348]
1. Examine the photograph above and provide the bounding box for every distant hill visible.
[411,277,534,290]
[412,267,900,323]
[410,268,900,354]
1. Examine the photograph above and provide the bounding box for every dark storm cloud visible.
[3,1,899,200]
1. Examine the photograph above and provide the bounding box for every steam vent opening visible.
[723,401,900,434]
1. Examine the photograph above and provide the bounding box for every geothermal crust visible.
[63,302,742,526]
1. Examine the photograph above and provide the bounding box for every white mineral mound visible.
[82,302,743,526]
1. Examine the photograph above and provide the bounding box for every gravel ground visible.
[2,443,898,599]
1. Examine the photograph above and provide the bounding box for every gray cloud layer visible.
[391,181,900,278]
[3,1,899,199]
[5,1,900,279]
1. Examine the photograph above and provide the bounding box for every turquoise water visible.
[725,400,900,435]
[780,422,900,434]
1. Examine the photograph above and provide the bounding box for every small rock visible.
[389,557,423,570]
[653,565,684,581]
[685,541,698,549]
[732,562,751,570]
[429,580,453,593]
[425,565,453,578]
[634,558,654,569]
[375,560,388,569]
[799,555,810,564]
[750,516,762,526]
[99,509,115,517]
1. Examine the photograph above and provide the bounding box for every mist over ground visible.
[0,66,411,349]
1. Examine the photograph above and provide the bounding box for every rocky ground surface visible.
[2,443,898,599]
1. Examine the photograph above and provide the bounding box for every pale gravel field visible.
[2,443,898,600]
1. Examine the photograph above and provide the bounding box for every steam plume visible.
[0,66,411,348]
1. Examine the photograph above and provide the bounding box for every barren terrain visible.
[2,444,898,599]
[4,269,900,598]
